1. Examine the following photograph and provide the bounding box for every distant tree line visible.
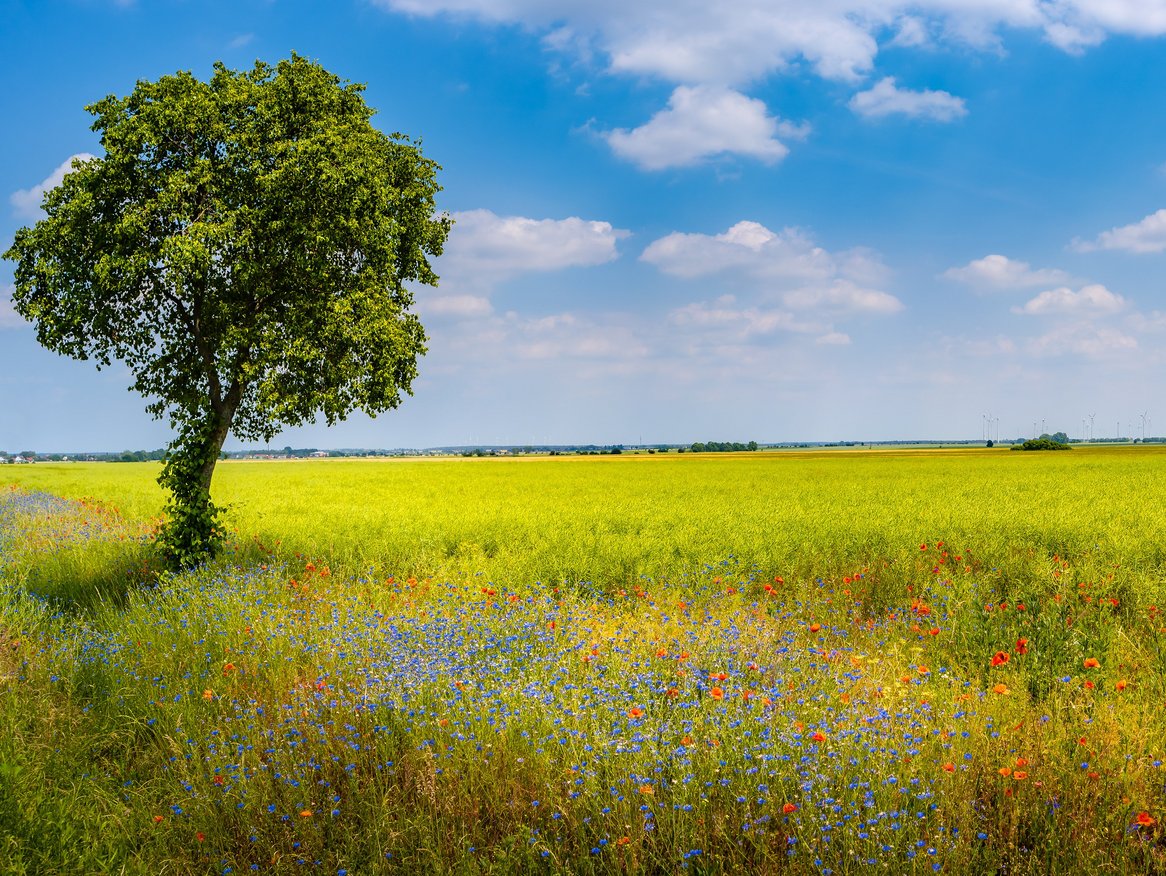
[689,441,759,453]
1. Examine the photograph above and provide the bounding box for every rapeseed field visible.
[1,447,1164,874]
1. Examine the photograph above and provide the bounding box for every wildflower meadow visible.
[1,446,1165,874]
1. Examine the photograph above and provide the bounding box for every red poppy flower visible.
[991,651,1010,667]
[782,803,798,814]
[1083,657,1100,669]
[1015,638,1028,655]
[709,687,724,700]
[1135,811,1156,827]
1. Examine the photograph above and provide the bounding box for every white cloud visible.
[668,297,825,338]
[1027,323,1138,358]
[646,222,898,354]
[1073,208,1166,253]
[418,294,493,319]
[1013,283,1126,315]
[641,220,898,313]
[602,86,803,170]
[441,209,628,284]
[379,1,1166,88]
[849,77,967,121]
[644,222,829,280]
[416,209,628,323]
[380,2,1166,176]
[785,279,904,313]
[943,254,1072,289]
[890,15,932,47]
[1,285,25,329]
[9,153,97,218]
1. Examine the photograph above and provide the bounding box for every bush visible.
[1011,438,1072,451]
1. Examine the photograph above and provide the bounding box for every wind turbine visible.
[1089,413,1095,442]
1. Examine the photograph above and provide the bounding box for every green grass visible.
[1,447,1165,874]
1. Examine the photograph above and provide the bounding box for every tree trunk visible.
[196,411,233,496]
[158,403,239,569]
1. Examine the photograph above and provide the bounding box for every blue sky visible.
[3,0,1166,451]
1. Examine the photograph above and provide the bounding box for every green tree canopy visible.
[4,55,451,565]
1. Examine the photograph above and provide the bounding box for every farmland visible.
[1,446,1165,873]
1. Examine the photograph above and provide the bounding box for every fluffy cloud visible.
[645,222,898,352]
[413,210,629,322]
[603,86,804,170]
[441,209,627,283]
[382,2,1166,171]
[848,77,967,121]
[643,221,828,279]
[380,1,1166,87]
[9,153,97,218]
[642,220,898,313]
[1073,208,1166,253]
[943,254,1072,289]
[1012,283,1126,315]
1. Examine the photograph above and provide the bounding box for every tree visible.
[4,56,451,567]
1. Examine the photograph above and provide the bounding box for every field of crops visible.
[1,446,1165,874]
